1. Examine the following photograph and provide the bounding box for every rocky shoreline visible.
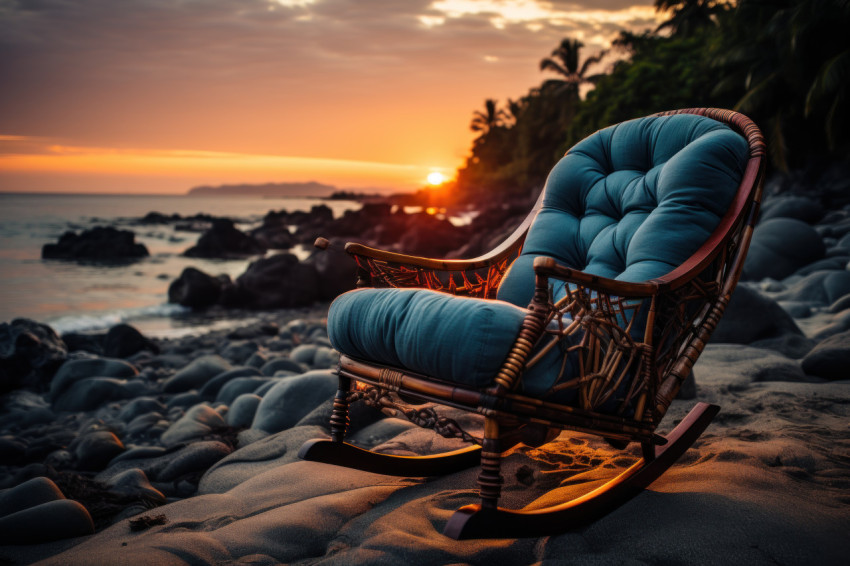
[2,189,849,564]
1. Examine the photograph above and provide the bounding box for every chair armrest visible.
[532,256,659,298]
[341,193,544,297]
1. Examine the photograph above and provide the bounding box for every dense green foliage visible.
[453,0,850,204]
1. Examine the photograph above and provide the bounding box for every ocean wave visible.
[48,303,191,334]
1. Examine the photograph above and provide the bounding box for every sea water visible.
[0,192,359,337]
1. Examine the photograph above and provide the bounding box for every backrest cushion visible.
[497,113,749,307]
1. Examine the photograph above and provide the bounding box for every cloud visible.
[0,0,662,186]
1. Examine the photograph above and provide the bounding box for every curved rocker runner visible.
[300,108,765,539]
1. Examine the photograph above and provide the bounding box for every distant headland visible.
[187,181,338,198]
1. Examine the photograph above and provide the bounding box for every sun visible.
[427,171,446,186]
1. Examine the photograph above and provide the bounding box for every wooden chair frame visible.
[300,108,766,539]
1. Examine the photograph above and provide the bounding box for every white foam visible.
[48,303,191,334]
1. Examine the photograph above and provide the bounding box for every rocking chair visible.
[299,108,765,539]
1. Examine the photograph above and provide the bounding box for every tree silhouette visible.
[470,99,505,135]
[539,38,603,97]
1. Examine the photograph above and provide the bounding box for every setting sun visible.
[427,171,446,186]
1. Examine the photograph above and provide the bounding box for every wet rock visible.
[742,218,826,281]
[184,219,266,259]
[251,370,338,433]
[103,324,159,358]
[0,318,68,393]
[307,239,357,300]
[42,226,148,262]
[232,253,320,309]
[61,332,105,355]
[168,267,227,309]
[801,329,850,380]
[75,430,125,471]
[162,355,232,393]
[50,357,138,401]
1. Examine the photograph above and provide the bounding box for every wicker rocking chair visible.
[299,108,765,539]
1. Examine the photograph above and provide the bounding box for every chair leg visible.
[477,418,504,509]
[330,375,352,443]
[443,402,720,539]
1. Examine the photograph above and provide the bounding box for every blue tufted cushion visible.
[327,288,573,397]
[497,113,749,306]
[327,113,749,406]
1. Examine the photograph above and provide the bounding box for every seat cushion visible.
[497,113,749,306]
[327,287,571,397]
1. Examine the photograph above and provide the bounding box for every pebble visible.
[801,328,850,380]
[215,377,272,405]
[260,357,308,376]
[251,370,338,433]
[160,404,226,447]
[162,355,232,393]
[197,366,263,399]
[74,430,125,471]
[105,468,166,503]
[49,357,138,401]
[53,377,149,412]
[0,476,65,517]
[226,394,263,428]
[0,499,94,545]
[157,440,233,482]
[742,218,825,281]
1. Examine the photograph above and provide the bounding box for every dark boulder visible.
[758,196,824,224]
[233,253,320,309]
[713,285,804,345]
[183,219,266,258]
[61,332,106,355]
[307,238,357,301]
[139,211,181,224]
[42,226,149,262]
[397,212,469,257]
[104,324,160,358]
[801,329,850,380]
[0,319,68,393]
[168,267,226,308]
[741,218,826,281]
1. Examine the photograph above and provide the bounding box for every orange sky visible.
[0,1,663,194]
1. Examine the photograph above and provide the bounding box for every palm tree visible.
[470,99,505,135]
[655,0,724,37]
[712,0,850,168]
[539,38,603,98]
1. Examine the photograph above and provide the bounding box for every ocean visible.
[0,192,360,338]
